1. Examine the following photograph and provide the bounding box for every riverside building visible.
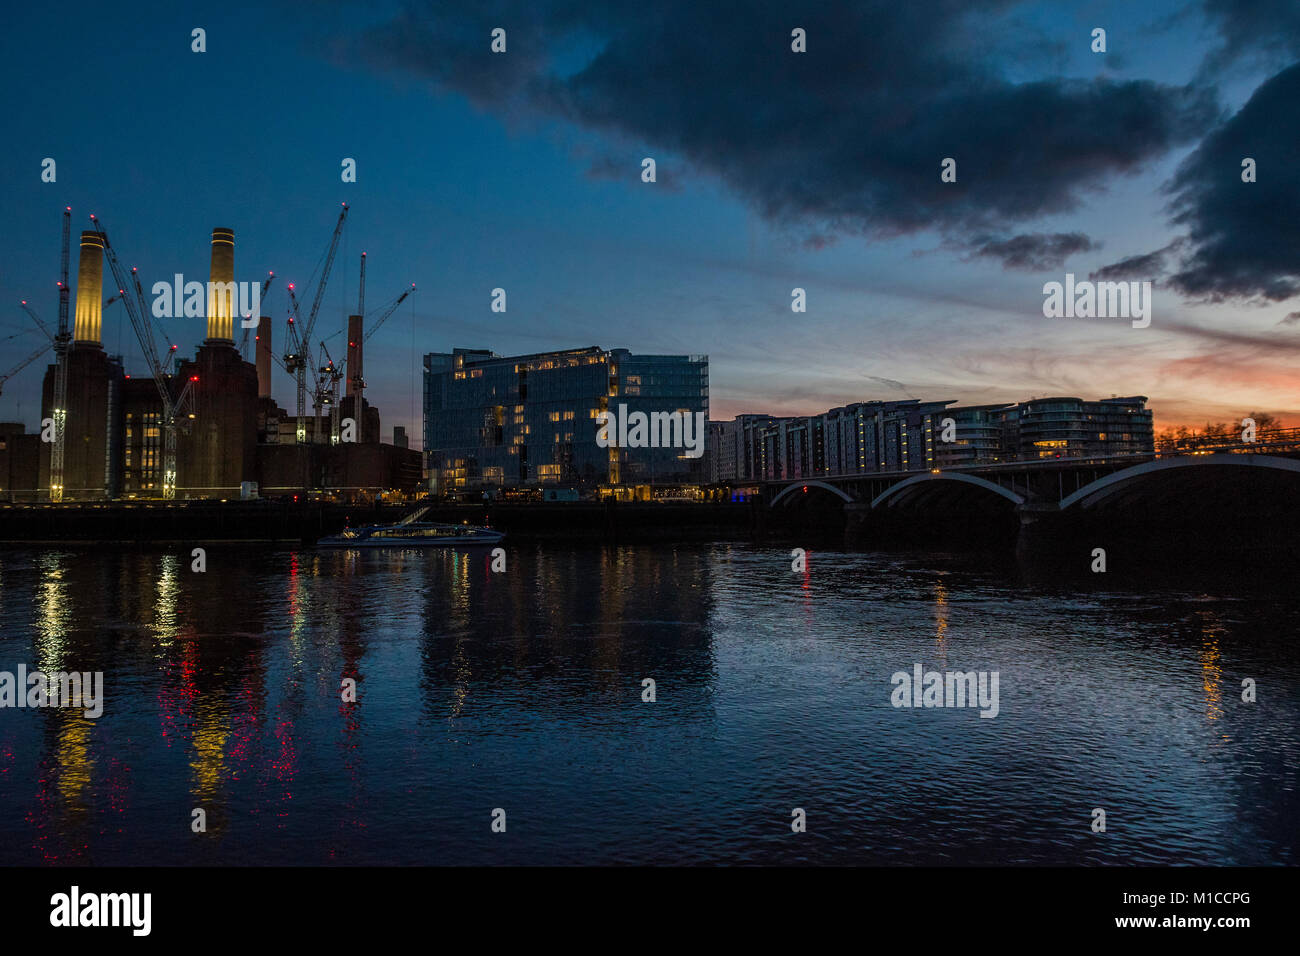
[710,396,1154,483]
[423,346,709,497]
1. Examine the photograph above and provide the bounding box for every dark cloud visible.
[1162,62,1300,301]
[864,376,916,399]
[1089,240,1184,282]
[1157,319,1300,354]
[1279,311,1300,326]
[1198,0,1300,76]
[353,1,1217,246]
[969,232,1099,271]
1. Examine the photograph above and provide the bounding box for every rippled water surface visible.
[0,544,1296,865]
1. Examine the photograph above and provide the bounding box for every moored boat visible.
[318,506,504,548]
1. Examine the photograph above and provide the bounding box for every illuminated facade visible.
[716,395,1155,483]
[1016,396,1153,459]
[748,399,952,482]
[423,346,709,492]
[707,414,776,483]
[934,403,1014,467]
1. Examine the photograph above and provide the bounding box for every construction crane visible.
[0,339,52,398]
[237,271,274,357]
[284,283,308,441]
[89,214,197,499]
[322,250,368,445]
[17,210,73,500]
[126,266,183,374]
[46,209,73,500]
[287,282,333,444]
[19,301,53,343]
[346,283,416,409]
[13,298,54,397]
[284,203,348,444]
[316,340,344,445]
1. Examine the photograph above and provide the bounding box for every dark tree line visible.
[1156,412,1287,448]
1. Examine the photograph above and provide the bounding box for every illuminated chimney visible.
[346,314,363,397]
[207,227,235,343]
[73,232,104,345]
[256,314,272,398]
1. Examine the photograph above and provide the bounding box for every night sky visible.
[3,0,1299,445]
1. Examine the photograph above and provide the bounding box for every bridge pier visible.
[843,502,871,543]
[1016,501,1069,533]
[766,453,1300,563]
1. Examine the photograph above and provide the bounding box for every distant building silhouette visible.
[710,395,1154,483]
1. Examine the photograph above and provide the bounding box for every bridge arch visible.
[869,471,1024,509]
[1060,453,1300,510]
[769,479,855,508]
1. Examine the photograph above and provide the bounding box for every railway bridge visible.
[762,440,1300,551]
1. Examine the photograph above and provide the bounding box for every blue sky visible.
[2,0,1298,444]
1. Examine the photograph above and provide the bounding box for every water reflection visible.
[0,544,1295,865]
[1196,611,1226,723]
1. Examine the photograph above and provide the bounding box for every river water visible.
[0,544,1295,865]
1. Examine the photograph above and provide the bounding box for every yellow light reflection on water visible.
[55,717,93,811]
[154,554,182,646]
[287,552,311,661]
[35,553,70,672]
[934,577,949,651]
[1199,620,1225,722]
[190,704,229,803]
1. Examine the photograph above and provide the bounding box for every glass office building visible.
[423,346,709,493]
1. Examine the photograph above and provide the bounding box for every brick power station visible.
[2,217,420,502]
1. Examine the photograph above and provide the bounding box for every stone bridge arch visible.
[769,479,856,508]
[869,471,1025,509]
